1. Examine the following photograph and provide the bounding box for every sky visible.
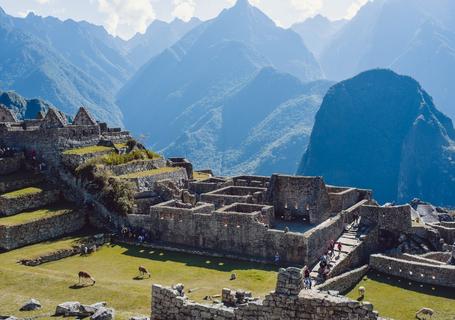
[0,0,370,39]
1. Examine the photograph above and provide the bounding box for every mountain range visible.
[117,0,323,174]
[0,90,52,120]
[298,69,455,206]
[0,7,200,127]
[320,0,455,120]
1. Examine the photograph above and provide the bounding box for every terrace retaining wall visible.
[0,153,24,175]
[126,168,188,192]
[0,173,44,193]
[369,254,455,288]
[0,189,60,216]
[0,209,86,250]
[109,159,166,176]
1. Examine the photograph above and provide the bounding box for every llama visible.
[139,266,151,278]
[78,271,96,285]
[415,307,434,319]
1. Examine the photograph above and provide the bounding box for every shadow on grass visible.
[69,283,94,289]
[361,271,455,300]
[114,242,278,273]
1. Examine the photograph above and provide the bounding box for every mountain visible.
[164,68,332,175]
[127,18,201,69]
[292,15,346,58]
[298,69,455,206]
[321,0,455,120]
[118,0,323,153]
[0,90,52,120]
[0,8,126,126]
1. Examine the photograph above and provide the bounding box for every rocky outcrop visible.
[299,69,455,206]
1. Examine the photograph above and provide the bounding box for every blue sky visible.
[0,0,370,39]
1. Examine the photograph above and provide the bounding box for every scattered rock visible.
[90,307,115,320]
[55,301,83,317]
[129,316,150,320]
[19,298,41,311]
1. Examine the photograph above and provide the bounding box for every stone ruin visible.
[1,105,454,319]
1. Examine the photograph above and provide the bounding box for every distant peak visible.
[0,6,6,16]
[234,0,251,8]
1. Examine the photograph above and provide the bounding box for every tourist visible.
[328,240,335,257]
[274,252,280,265]
[303,266,311,289]
[337,242,342,256]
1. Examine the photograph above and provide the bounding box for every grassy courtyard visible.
[346,271,455,320]
[0,238,278,319]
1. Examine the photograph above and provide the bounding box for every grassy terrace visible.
[118,167,178,179]
[1,187,43,199]
[62,145,112,155]
[346,271,455,320]
[0,239,277,319]
[193,171,212,181]
[0,203,75,226]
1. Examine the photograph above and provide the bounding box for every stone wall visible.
[189,178,233,196]
[267,175,331,224]
[109,159,166,176]
[0,153,24,175]
[0,189,60,216]
[200,186,267,209]
[0,209,86,250]
[0,173,44,193]
[126,168,188,192]
[359,205,412,234]
[61,148,113,169]
[135,202,308,265]
[328,187,372,213]
[427,223,455,244]
[316,265,369,293]
[151,266,380,320]
[233,175,270,188]
[420,251,451,263]
[369,254,455,288]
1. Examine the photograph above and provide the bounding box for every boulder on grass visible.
[90,307,115,320]
[19,298,41,311]
[55,301,82,316]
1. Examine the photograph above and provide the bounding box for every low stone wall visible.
[420,251,451,263]
[0,173,44,193]
[315,265,369,293]
[151,282,379,320]
[397,253,445,265]
[19,233,110,266]
[109,159,166,176]
[127,168,188,192]
[0,189,59,216]
[369,254,455,288]
[0,209,86,250]
[0,153,24,175]
[61,148,113,169]
[359,205,412,234]
[189,178,233,196]
[200,186,267,209]
[328,188,369,213]
[428,223,455,244]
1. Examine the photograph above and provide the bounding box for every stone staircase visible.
[310,220,374,284]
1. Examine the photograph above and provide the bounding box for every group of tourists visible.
[119,226,149,244]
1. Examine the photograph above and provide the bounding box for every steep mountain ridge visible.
[321,0,455,119]
[0,90,52,120]
[299,69,455,206]
[118,0,323,155]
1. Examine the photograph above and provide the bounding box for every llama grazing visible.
[78,271,96,285]
[358,286,365,298]
[139,266,151,278]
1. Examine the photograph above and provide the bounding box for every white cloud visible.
[172,0,195,21]
[345,0,369,19]
[97,0,156,39]
[290,0,323,19]
[35,0,50,4]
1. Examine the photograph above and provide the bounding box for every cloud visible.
[290,0,324,19]
[345,0,370,19]
[172,0,195,21]
[35,0,50,4]
[97,0,156,39]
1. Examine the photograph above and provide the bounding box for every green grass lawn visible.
[0,203,75,226]
[63,145,113,155]
[1,187,43,199]
[0,239,278,319]
[346,271,455,320]
[119,167,178,179]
